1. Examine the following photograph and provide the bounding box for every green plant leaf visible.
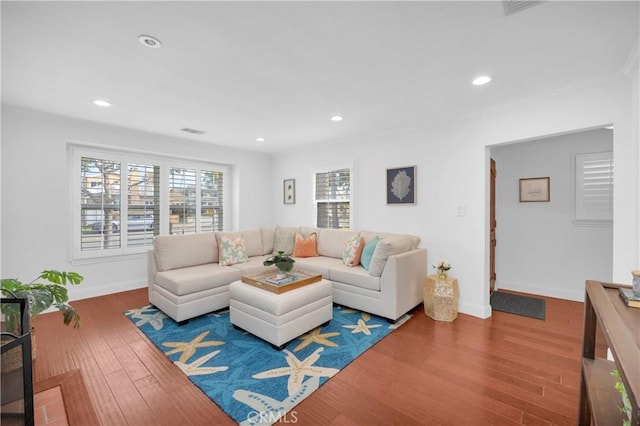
[1,278,22,292]
[56,303,81,328]
[66,272,84,285]
[2,269,83,328]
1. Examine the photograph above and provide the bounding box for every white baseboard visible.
[458,301,492,319]
[495,281,584,302]
[68,279,147,302]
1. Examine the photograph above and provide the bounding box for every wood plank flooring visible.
[31,289,585,425]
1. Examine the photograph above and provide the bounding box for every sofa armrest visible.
[380,248,427,318]
[147,248,158,303]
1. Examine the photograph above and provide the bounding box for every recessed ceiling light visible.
[330,116,343,122]
[472,76,492,86]
[93,99,111,107]
[138,35,162,49]
[256,137,265,142]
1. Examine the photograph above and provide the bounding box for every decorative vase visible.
[438,270,448,280]
[632,270,640,297]
[277,261,294,274]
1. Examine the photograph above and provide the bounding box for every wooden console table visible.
[578,280,639,425]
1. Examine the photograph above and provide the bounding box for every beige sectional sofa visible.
[148,226,426,324]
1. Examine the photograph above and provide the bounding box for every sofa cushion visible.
[273,226,298,255]
[343,234,365,267]
[317,229,358,258]
[300,227,320,237]
[293,232,318,257]
[154,232,218,272]
[292,256,343,279]
[368,236,414,277]
[217,235,248,266]
[329,264,381,291]
[361,231,420,250]
[155,264,240,296]
[261,227,275,255]
[229,255,271,275]
[360,235,380,271]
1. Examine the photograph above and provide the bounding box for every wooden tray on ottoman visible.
[241,269,322,294]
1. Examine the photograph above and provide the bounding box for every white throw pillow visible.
[368,236,413,277]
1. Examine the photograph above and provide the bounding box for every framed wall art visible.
[519,177,550,202]
[283,178,295,204]
[386,166,416,205]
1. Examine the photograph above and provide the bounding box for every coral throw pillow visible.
[292,232,318,257]
[218,235,248,266]
[343,234,365,267]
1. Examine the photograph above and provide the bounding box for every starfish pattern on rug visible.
[127,309,167,331]
[125,305,154,317]
[174,350,229,376]
[163,330,225,363]
[234,376,320,426]
[292,327,340,352]
[343,318,381,335]
[253,348,338,395]
[340,308,371,322]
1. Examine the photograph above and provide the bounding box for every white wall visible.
[1,106,273,301]
[272,75,639,318]
[491,129,613,301]
[2,75,637,318]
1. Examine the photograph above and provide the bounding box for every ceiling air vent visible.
[503,0,546,16]
[180,127,206,135]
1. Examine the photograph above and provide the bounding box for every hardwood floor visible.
[31,289,585,425]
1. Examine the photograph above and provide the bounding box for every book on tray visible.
[618,287,640,308]
[265,275,297,285]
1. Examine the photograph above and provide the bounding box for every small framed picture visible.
[387,166,416,205]
[519,177,550,202]
[283,179,295,204]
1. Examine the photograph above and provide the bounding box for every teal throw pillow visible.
[360,236,380,271]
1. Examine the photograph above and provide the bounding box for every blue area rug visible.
[125,305,408,425]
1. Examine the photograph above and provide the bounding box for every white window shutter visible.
[574,151,613,225]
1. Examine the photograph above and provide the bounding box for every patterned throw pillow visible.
[273,226,297,255]
[292,232,318,257]
[343,234,365,267]
[217,235,248,266]
[360,235,380,270]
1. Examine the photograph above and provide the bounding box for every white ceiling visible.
[2,1,638,153]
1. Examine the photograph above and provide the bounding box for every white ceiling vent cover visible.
[503,0,546,16]
[180,128,206,135]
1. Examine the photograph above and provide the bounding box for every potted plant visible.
[263,251,295,277]
[1,269,84,332]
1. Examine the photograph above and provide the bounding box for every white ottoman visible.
[229,278,333,349]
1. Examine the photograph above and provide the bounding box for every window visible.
[200,170,224,233]
[314,166,351,229]
[169,167,197,235]
[574,151,613,226]
[72,145,227,260]
[127,163,158,247]
[80,157,121,251]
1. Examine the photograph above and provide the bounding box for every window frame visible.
[69,143,229,262]
[312,162,355,230]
